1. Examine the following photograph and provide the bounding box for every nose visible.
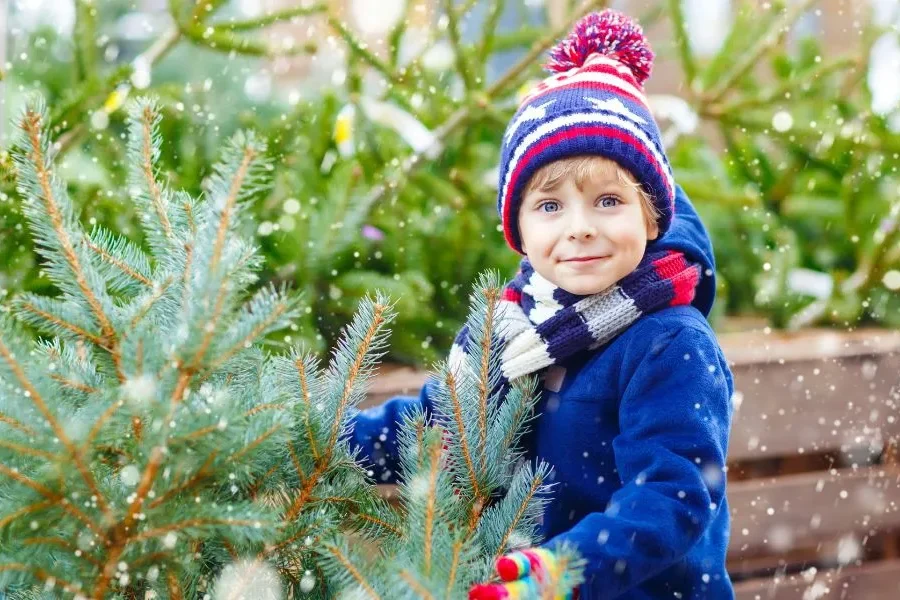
[565,210,598,241]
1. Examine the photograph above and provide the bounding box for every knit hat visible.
[497,10,675,254]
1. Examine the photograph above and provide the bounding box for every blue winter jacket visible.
[350,185,734,599]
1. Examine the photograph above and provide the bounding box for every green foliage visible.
[1,96,580,599]
[668,1,900,329]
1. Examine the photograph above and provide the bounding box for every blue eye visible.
[599,195,620,208]
[539,201,560,213]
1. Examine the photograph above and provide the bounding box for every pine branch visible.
[211,3,327,31]
[445,538,464,599]
[14,295,105,347]
[92,370,191,598]
[0,330,112,519]
[702,0,819,104]
[477,0,508,75]
[322,543,383,600]
[0,439,61,461]
[325,300,390,457]
[476,285,500,468]
[0,412,37,437]
[82,398,125,451]
[205,285,299,374]
[667,0,697,92]
[148,453,217,510]
[443,369,481,500]
[423,430,443,576]
[0,500,55,530]
[0,464,102,536]
[49,373,98,394]
[0,564,79,594]
[22,536,102,568]
[399,569,436,600]
[442,0,476,91]
[85,228,153,290]
[15,105,123,377]
[356,512,404,538]
[135,102,174,240]
[129,518,263,543]
[126,276,176,331]
[293,354,321,462]
[230,424,283,461]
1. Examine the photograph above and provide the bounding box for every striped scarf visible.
[449,250,700,386]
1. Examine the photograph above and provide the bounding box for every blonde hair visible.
[523,156,661,226]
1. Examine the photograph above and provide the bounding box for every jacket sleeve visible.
[542,324,733,598]
[651,184,718,318]
[348,378,437,484]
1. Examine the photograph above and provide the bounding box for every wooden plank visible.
[727,340,900,461]
[718,328,900,366]
[728,466,900,558]
[734,559,900,600]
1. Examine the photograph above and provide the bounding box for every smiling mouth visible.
[563,256,609,263]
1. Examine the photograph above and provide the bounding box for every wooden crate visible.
[363,328,900,598]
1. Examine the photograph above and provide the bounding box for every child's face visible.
[517,168,659,296]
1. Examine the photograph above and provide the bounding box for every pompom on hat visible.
[497,9,674,254]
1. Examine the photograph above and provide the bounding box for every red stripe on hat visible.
[503,124,670,249]
[652,251,699,306]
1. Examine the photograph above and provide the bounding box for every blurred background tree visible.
[1,0,899,367]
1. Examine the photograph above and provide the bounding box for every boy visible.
[351,10,733,599]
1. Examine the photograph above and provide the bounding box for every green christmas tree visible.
[0,97,581,599]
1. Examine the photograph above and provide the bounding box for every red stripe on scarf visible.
[652,251,699,306]
[502,288,522,303]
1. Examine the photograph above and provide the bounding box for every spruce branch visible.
[0,413,37,437]
[0,501,55,531]
[442,0,477,91]
[444,368,482,501]
[322,542,384,600]
[14,295,105,346]
[0,564,80,594]
[14,103,123,378]
[667,0,698,92]
[326,11,403,86]
[293,353,322,462]
[134,101,174,241]
[477,0,509,75]
[0,328,112,519]
[702,0,819,104]
[0,464,103,536]
[210,3,328,31]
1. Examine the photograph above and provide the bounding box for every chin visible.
[559,279,613,296]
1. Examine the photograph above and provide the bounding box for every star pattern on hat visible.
[504,100,556,143]
[584,96,647,124]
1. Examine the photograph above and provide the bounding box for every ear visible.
[646,218,660,241]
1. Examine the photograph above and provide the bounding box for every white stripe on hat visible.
[500,110,674,216]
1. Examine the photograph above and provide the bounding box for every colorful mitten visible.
[469,548,574,600]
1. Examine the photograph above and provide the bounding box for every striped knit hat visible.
[498,10,674,254]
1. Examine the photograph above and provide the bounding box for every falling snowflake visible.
[213,559,283,600]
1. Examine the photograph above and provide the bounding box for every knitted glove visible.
[469,548,575,600]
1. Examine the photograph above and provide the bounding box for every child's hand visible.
[468,548,576,600]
